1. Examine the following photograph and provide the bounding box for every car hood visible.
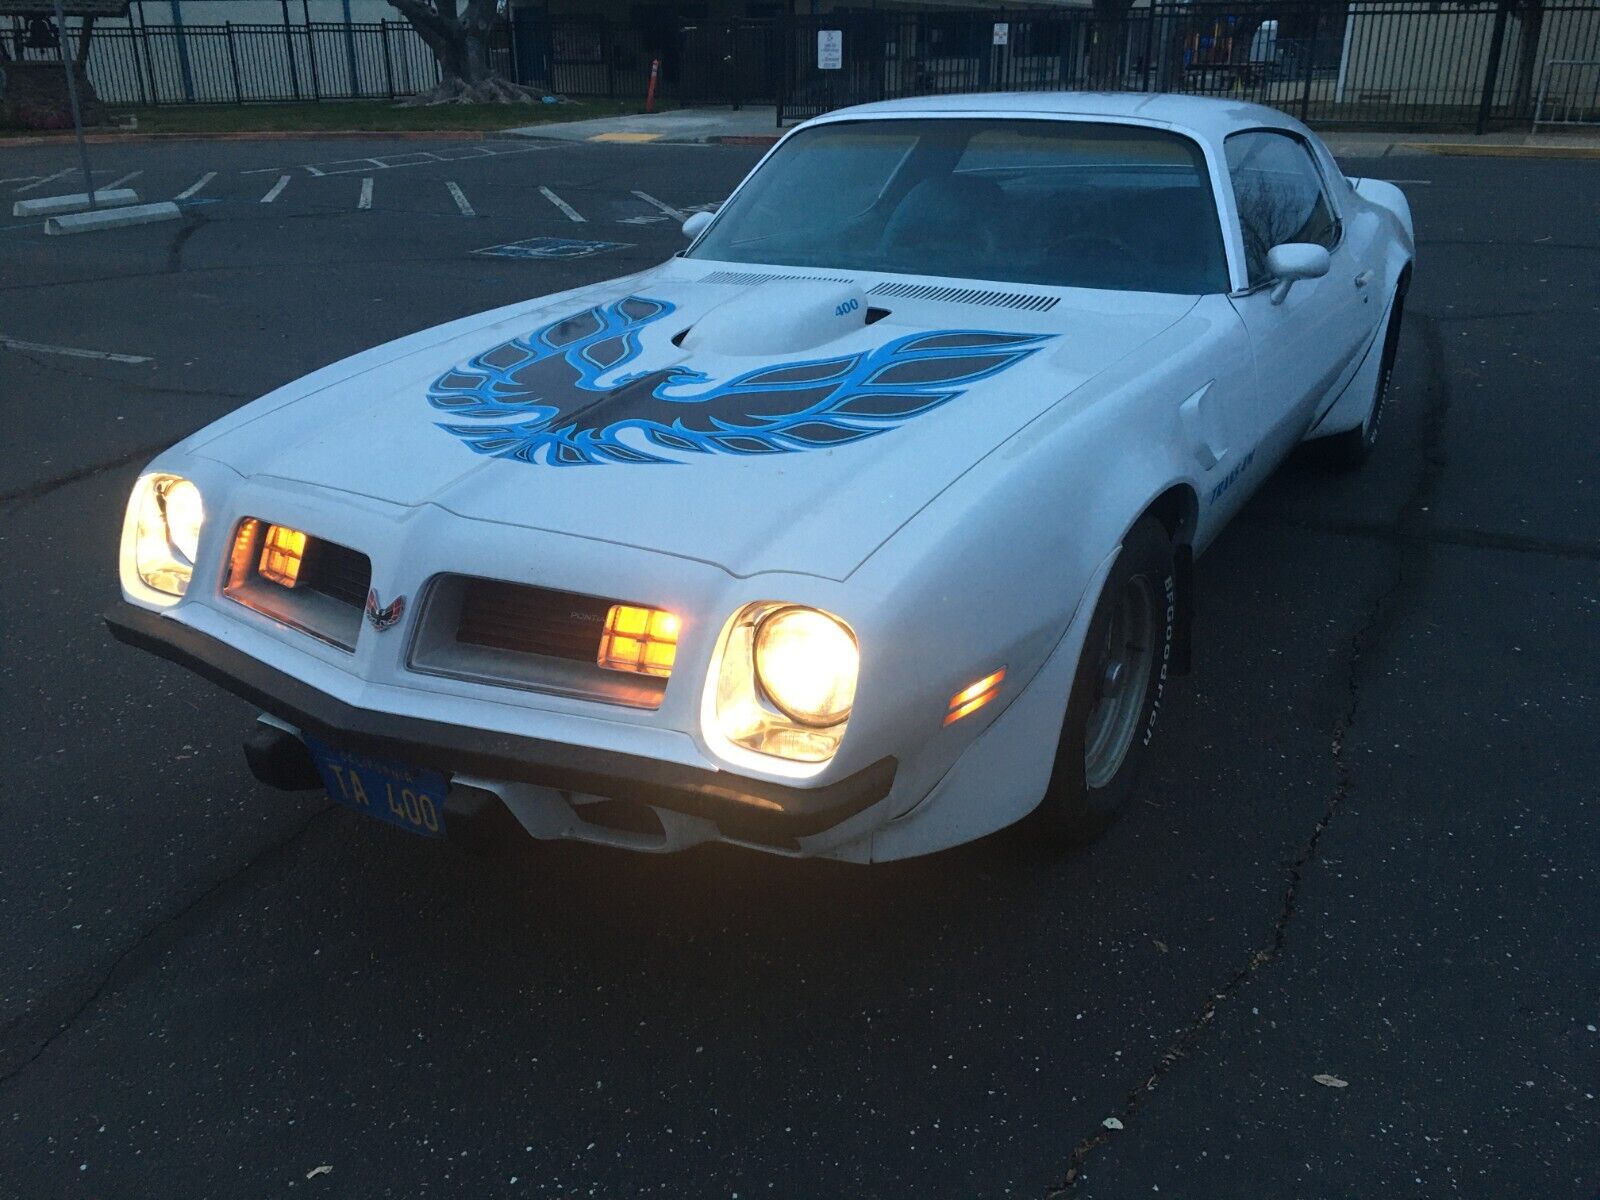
[192,260,1198,580]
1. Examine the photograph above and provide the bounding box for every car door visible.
[1223,130,1374,465]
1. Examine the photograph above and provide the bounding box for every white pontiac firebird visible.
[108,93,1414,862]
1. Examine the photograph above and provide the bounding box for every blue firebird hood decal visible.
[426,295,1051,466]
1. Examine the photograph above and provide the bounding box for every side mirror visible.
[682,211,714,241]
[1266,243,1331,304]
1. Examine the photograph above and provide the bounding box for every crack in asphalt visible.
[0,802,336,1089]
[1045,312,1452,1195]
[0,436,185,511]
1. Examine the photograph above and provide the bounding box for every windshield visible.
[688,118,1230,295]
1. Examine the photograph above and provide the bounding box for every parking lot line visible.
[175,172,216,200]
[14,168,74,194]
[446,181,475,217]
[0,334,151,364]
[359,177,373,210]
[539,186,585,222]
[106,170,142,190]
[631,190,686,221]
[260,175,291,204]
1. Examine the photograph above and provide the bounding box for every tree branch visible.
[385,0,457,42]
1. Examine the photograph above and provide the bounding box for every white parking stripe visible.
[106,170,142,190]
[446,182,475,217]
[539,186,584,222]
[358,176,373,210]
[631,190,685,221]
[260,175,291,203]
[15,168,75,194]
[0,334,151,364]
[175,172,216,200]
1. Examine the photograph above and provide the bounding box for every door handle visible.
[1354,270,1373,289]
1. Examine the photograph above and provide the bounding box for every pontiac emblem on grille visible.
[365,589,406,632]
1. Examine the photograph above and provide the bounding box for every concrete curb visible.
[0,129,511,148]
[1401,141,1600,159]
[14,188,140,218]
[44,200,182,235]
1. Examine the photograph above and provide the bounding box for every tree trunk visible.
[74,13,95,71]
[1089,0,1133,88]
[1508,0,1546,119]
[386,0,551,103]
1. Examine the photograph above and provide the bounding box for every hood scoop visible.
[678,279,869,357]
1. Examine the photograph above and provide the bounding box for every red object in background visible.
[646,57,660,113]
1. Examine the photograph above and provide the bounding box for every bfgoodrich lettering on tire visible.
[1033,515,1177,848]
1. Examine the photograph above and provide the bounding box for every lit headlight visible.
[753,607,858,727]
[128,474,204,597]
[708,602,859,766]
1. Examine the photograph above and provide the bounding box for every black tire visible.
[1033,516,1178,848]
[1318,290,1404,471]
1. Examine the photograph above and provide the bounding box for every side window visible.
[1224,131,1339,286]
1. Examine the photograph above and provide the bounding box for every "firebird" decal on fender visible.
[425,296,1051,466]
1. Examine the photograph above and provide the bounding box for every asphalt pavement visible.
[0,135,1595,1199]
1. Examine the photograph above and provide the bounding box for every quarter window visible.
[1225,131,1339,286]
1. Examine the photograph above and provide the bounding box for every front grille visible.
[223,519,372,651]
[408,575,670,709]
[456,578,612,662]
[298,538,371,609]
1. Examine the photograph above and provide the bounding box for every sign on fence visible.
[817,29,842,70]
[992,22,1009,46]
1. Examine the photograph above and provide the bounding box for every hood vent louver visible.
[700,270,853,286]
[867,281,1059,313]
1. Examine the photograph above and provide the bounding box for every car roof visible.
[810,91,1310,145]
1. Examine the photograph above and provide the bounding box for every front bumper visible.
[105,601,897,846]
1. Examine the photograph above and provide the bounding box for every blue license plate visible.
[303,734,448,838]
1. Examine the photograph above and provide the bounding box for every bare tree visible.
[385,0,543,104]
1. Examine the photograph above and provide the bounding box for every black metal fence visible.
[7,2,1598,125]
[4,17,511,105]
[778,2,1600,131]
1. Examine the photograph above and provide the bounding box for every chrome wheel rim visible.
[1083,575,1157,790]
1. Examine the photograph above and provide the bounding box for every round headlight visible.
[162,478,204,564]
[753,607,858,727]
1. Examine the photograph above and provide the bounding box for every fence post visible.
[306,19,322,98]
[130,16,154,105]
[280,0,301,99]
[1141,6,1155,92]
[167,0,195,101]
[775,9,789,126]
[1475,0,1511,135]
[606,26,616,97]
[1298,2,1320,121]
[223,22,243,102]
[340,0,359,97]
[380,20,395,98]
[135,15,160,104]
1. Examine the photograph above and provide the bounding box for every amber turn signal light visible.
[598,604,680,678]
[944,667,1006,726]
[257,523,309,589]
